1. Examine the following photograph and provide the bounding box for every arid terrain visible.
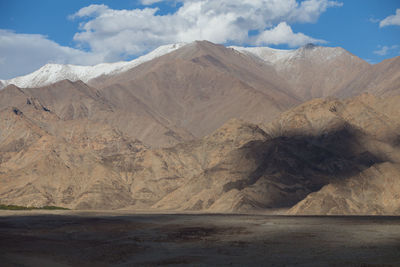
[1,210,400,266]
[2,0,400,265]
[0,41,400,215]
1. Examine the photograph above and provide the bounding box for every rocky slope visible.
[1,92,399,213]
[279,95,400,215]
[0,81,193,147]
[0,97,148,209]
[288,162,400,215]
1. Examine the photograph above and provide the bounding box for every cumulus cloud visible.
[68,4,109,19]
[373,45,399,56]
[0,30,104,79]
[71,0,341,60]
[288,0,343,23]
[255,22,326,47]
[380,9,400,27]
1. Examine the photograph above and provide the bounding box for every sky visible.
[0,0,399,79]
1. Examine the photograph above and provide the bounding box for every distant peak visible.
[303,43,318,49]
[191,40,224,49]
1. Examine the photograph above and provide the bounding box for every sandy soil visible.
[0,210,399,266]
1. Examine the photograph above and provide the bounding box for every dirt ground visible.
[0,210,399,266]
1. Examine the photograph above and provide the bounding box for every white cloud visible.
[71,0,341,60]
[373,45,399,56]
[369,17,380,24]
[289,0,343,23]
[68,4,109,19]
[255,22,326,47]
[141,0,165,5]
[0,30,104,79]
[380,9,400,27]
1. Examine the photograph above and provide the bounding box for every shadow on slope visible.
[220,123,386,209]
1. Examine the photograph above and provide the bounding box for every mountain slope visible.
[2,94,398,213]
[336,56,400,97]
[232,44,370,100]
[274,94,400,215]
[0,81,193,147]
[0,99,148,209]
[288,162,400,215]
[93,41,300,137]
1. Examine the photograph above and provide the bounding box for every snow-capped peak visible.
[230,45,297,64]
[230,44,346,66]
[0,43,187,89]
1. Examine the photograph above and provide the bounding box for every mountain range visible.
[0,41,399,214]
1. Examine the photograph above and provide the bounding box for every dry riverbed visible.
[0,210,400,266]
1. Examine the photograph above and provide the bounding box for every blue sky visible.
[0,0,399,79]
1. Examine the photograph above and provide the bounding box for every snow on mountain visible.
[230,44,348,68]
[231,43,370,100]
[1,42,363,90]
[0,43,187,89]
[230,45,297,64]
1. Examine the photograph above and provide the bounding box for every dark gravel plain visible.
[0,211,400,266]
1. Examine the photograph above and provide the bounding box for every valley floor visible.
[0,211,400,266]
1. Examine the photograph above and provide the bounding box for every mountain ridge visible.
[0,41,375,92]
[0,43,187,89]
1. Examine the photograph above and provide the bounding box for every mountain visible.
[1,91,399,213]
[0,43,187,89]
[3,42,399,103]
[92,41,300,137]
[1,41,303,144]
[1,40,400,214]
[232,44,371,100]
[3,41,399,107]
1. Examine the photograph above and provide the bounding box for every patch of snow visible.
[0,43,187,89]
[230,45,347,66]
[230,46,297,64]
